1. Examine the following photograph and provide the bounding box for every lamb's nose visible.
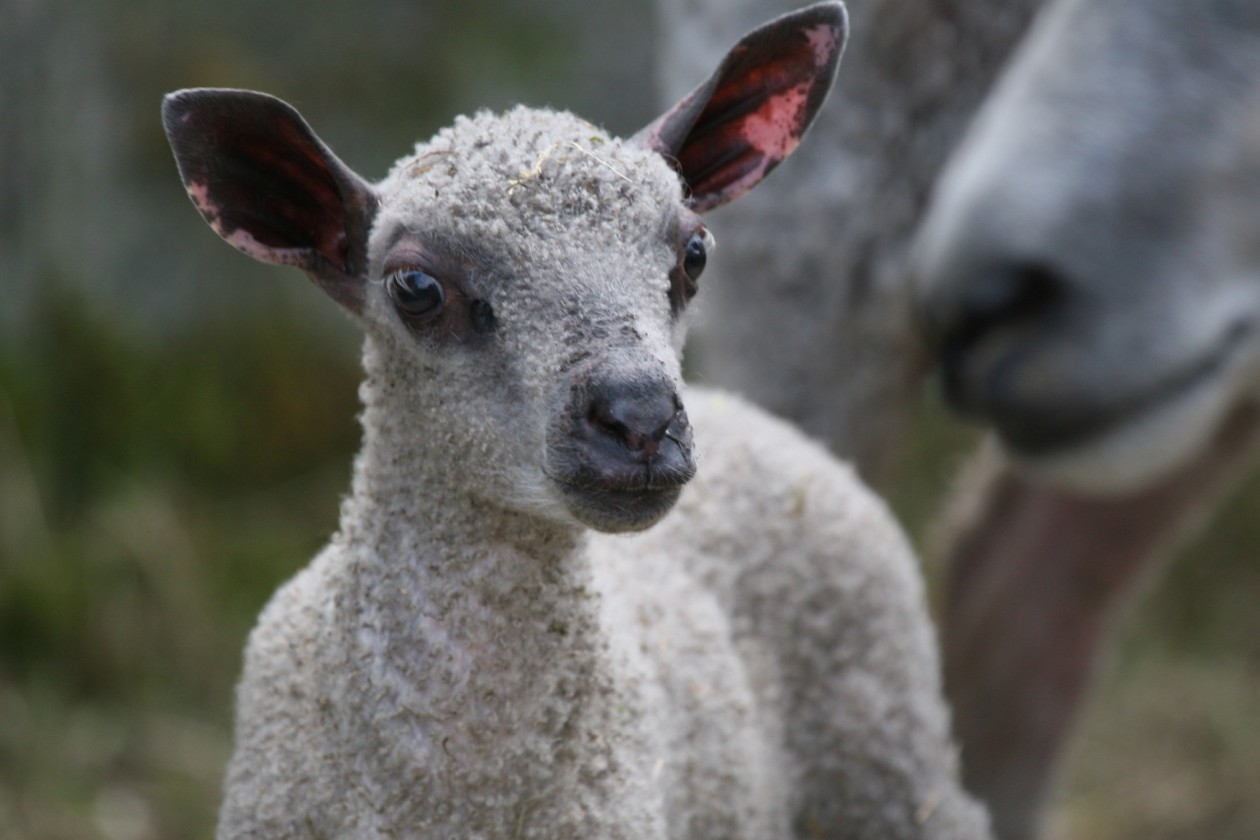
[586,381,682,458]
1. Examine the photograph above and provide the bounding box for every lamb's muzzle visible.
[553,375,695,532]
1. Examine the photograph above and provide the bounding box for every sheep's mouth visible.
[552,462,695,533]
[991,320,1255,458]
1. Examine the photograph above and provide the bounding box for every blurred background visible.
[1,1,1256,838]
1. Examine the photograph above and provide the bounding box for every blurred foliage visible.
[1050,466,1260,840]
[0,286,362,838]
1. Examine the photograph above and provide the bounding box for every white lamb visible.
[162,4,988,838]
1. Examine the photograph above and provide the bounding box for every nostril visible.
[936,261,1068,359]
[587,386,680,456]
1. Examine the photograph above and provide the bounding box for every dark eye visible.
[683,229,713,280]
[388,269,445,320]
[670,227,715,316]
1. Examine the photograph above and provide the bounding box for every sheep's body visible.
[220,387,985,839]
[163,7,987,837]
[621,390,981,838]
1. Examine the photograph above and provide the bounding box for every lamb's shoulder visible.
[632,386,939,719]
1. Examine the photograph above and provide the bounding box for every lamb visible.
[162,4,989,838]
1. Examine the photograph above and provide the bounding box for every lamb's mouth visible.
[996,320,1255,458]
[553,465,695,533]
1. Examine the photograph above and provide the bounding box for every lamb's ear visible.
[162,88,379,314]
[635,1,846,212]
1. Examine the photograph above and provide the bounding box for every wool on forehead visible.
[375,106,685,249]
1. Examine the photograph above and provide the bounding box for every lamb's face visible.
[359,110,707,532]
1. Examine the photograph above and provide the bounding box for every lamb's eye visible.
[389,270,445,320]
[670,227,716,316]
[683,228,715,281]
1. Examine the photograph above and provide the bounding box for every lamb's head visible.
[361,108,711,533]
[162,3,846,533]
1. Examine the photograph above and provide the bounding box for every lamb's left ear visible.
[162,88,379,314]
[636,1,846,212]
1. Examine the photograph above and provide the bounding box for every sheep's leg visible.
[939,404,1260,840]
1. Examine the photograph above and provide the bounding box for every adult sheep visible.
[916,1,1260,837]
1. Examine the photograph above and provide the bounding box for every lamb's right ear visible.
[162,88,379,314]
[635,1,846,212]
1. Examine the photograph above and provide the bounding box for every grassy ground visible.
[1,297,1257,838]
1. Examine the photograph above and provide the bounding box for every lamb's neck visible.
[341,441,581,566]
[337,399,591,649]
[330,357,614,765]
[335,485,596,688]
[330,465,655,830]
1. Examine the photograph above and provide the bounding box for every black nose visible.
[929,261,1066,354]
[555,377,695,533]
[924,261,1069,404]
[586,381,681,458]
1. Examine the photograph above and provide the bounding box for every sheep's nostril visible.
[942,263,1068,347]
[927,261,1070,400]
[938,263,1065,352]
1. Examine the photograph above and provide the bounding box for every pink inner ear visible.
[186,180,313,268]
[723,21,840,162]
[225,225,317,269]
[804,21,842,67]
[678,20,843,212]
[738,82,810,162]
